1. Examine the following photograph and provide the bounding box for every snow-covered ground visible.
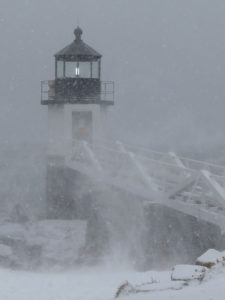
[0,263,225,300]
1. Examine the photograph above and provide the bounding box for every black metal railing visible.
[41,80,114,105]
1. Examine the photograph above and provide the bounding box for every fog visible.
[0,0,225,278]
[1,0,225,152]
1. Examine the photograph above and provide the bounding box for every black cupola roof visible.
[55,27,101,59]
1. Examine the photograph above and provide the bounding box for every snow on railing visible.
[92,138,225,177]
[70,139,225,203]
[68,138,225,229]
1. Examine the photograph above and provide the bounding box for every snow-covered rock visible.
[115,281,136,298]
[196,249,225,268]
[0,220,87,269]
[171,264,207,281]
[115,279,187,298]
[27,220,87,267]
[0,266,225,300]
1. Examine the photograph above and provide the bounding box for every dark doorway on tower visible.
[72,111,93,142]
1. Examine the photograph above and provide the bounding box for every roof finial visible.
[74,26,83,41]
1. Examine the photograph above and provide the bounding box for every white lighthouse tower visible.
[41,27,114,218]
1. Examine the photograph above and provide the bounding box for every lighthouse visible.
[41,27,114,218]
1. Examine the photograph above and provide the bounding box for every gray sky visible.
[1,0,225,152]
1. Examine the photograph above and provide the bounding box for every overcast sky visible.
[0,0,225,153]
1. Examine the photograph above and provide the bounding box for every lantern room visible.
[55,27,101,80]
[41,27,114,104]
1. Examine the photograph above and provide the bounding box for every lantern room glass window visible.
[65,62,76,78]
[92,61,99,78]
[62,60,100,79]
[79,62,91,78]
[57,61,64,78]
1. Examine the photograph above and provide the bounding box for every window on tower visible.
[57,61,64,78]
[79,62,91,78]
[63,60,100,79]
[65,62,76,78]
[92,61,99,78]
